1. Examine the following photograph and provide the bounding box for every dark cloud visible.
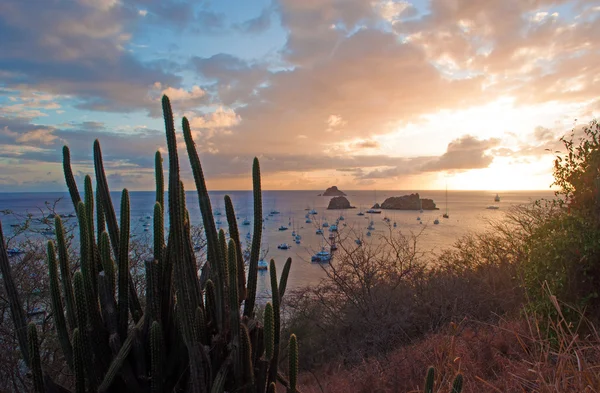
[0,0,180,113]
[217,28,484,156]
[336,167,364,174]
[190,54,269,106]
[532,126,556,142]
[420,135,500,172]
[353,140,380,149]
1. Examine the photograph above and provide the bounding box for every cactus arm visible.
[154,202,164,267]
[28,324,45,393]
[267,259,280,386]
[210,357,231,393]
[98,316,145,393]
[93,140,119,256]
[244,157,262,318]
[205,279,217,332]
[98,274,119,336]
[279,257,292,301]
[0,221,31,366]
[63,145,81,211]
[240,323,254,387]
[181,116,221,285]
[264,302,274,360]
[228,240,241,385]
[451,373,463,393]
[47,241,73,369]
[84,176,102,302]
[224,195,246,303]
[96,184,105,245]
[181,190,203,312]
[100,231,116,297]
[93,140,142,316]
[118,189,130,340]
[145,260,161,330]
[155,151,164,211]
[288,334,298,393]
[73,271,99,391]
[195,306,208,346]
[150,321,164,393]
[72,328,86,393]
[55,216,77,332]
[424,366,434,393]
[84,175,95,249]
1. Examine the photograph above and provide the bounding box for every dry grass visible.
[297,291,600,393]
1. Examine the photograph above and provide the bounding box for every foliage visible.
[522,119,600,318]
[553,119,600,215]
[0,95,297,393]
[285,223,523,369]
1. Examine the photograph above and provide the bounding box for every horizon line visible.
[0,189,557,193]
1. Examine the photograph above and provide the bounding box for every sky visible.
[1,0,599,192]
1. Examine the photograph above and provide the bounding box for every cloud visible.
[218,28,484,156]
[2,0,599,191]
[353,140,380,149]
[234,6,273,34]
[188,107,241,130]
[395,0,600,105]
[190,54,270,106]
[0,0,180,113]
[420,135,500,172]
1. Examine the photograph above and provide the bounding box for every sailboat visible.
[443,184,449,219]
[366,190,382,214]
[357,204,365,216]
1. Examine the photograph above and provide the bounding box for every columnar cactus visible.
[0,94,298,393]
[423,366,463,393]
[0,96,297,393]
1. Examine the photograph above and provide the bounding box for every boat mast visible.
[445,184,448,215]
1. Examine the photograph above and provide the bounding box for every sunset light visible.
[1,0,598,191]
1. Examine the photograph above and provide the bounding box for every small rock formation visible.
[379,193,438,210]
[327,196,355,210]
[371,203,381,209]
[322,186,346,196]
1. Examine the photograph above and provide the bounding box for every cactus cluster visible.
[423,366,463,393]
[0,95,299,393]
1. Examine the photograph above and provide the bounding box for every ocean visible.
[0,190,556,293]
